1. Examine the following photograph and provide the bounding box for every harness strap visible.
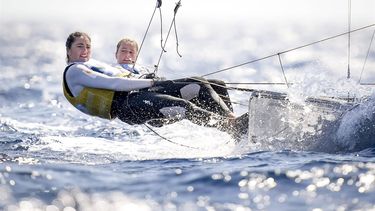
[63,63,75,97]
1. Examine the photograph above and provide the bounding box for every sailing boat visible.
[241,26,375,151]
[138,0,375,150]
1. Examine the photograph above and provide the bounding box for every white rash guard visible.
[113,63,152,77]
[65,59,154,97]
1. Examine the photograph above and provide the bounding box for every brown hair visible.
[115,38,139,54]
[65,31,91,63]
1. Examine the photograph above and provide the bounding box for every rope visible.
[143,123,201,149]
[154,0,182,74]
[358,28,375,84]
[125,90,201,149]
[174,13,182,57]
[159,8,166,53]
[226,82,292,85]
[201,23,375,77]
[133,0,161,69]
[277,53,290,88]
[347,0,351,79]
[174,1,182,57]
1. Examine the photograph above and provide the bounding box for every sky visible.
[1,0,374,24]
[1,0,374,87]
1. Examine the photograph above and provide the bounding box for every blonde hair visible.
[116,38,139,54]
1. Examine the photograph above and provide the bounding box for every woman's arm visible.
[66,63,154,96]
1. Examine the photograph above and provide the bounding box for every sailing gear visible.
[63,59,236,132]
[113,77,233,125]
[63,84,115,119]
[63,59,154,119]
[64,59,153,97]
[150,77,233,116]
[63,63,115,119]
[206,79,234,112]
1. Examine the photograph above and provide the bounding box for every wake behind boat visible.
[244,89,375,152]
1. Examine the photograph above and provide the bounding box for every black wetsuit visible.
[112,77,233,127]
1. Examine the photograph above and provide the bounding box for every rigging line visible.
[172,77,290,93]
[277,53,290,88]
[143,123,202,149]
[133,0,160,70]
[125,91,201,149]
[174,14,182,57]
[159,7,166,53]
[358,28,375,83]
[184,77,252,108]
[149,76,250,108]
[174,0,182,57]
[201,23,375,77]
[347,0,352,79]
[154,0,182,74]
[226,86,255,93]
[226,82,292,85]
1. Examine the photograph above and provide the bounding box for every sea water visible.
[1,15,375,211]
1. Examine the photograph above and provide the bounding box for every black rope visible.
[201,23,375,77]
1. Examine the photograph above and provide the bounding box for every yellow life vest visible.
[63,64,116,120]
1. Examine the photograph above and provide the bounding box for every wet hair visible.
[115,38,139,54]
[65,31,91,63]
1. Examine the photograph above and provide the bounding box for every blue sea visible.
[1,1,375,209]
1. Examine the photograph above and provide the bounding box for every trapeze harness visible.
[63,59,144,120]
[63,67,115,119]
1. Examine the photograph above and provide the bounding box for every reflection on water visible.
[0,18,374,210]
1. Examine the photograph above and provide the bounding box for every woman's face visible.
[116,42,138,64]
[67,36,91,62]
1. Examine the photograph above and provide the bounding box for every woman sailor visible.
[114,37,234,111]
[63,31,245,133]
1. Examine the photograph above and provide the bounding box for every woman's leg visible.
[151,77,233,117]
[113,91,226,127]
[113,91,247,137]
[207,79,233,112]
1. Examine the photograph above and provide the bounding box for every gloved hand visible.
[144,73,157,79]
[143,73,166,81]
